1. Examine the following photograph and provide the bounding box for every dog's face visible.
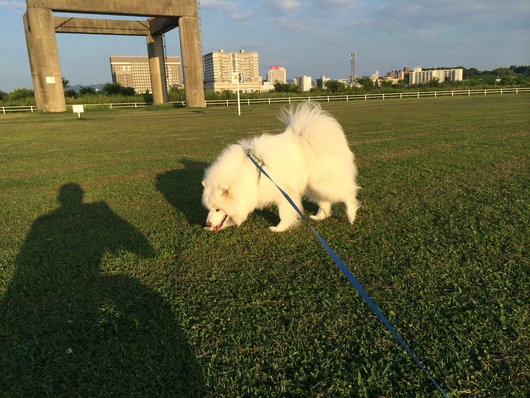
[201,182,239,232]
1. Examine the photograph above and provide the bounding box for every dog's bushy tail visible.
[279,101,327,135]
[280,101,349,155]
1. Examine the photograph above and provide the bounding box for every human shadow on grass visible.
[0,183,205,397]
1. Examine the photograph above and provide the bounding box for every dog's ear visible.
[202,180,206,187]
[220,184,231,198]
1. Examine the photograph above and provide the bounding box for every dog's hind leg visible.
[310,200,332,221]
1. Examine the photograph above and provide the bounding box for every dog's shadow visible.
[155,159,209,227]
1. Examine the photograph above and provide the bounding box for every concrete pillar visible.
[147,34,169,104]
[178,16,205,108]
[23,13,44,109]
[25,7,66,112]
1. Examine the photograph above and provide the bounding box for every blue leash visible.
[246,149,448,397]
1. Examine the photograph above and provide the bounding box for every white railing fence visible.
[203,87,529,107]
[1,105,37,114]
[2,87,529,114]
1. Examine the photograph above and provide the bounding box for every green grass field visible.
[1,95,529,397]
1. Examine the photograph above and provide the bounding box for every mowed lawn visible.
[1,95,529,397]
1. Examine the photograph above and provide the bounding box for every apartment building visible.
[109,55,181,93]
[386,67,410,81]
[267,66,287,84]
[316,76,330,89]
[203,49,262,92]
[294,75,312,91]
[408,66,463,85]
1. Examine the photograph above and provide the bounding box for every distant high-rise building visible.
[109,55,182,93]
[203,49,262,92]
[316,76,330,89]
[386,66,410,81]
[294,75,312,91]
[267,66,287,84]
[408,67,463,85]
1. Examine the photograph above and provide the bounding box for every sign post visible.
[232,72,241,116]
[72,104,84,119]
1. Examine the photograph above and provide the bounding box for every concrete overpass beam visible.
[178,16,205,108]
[23,13,44,109]
[26,0,196,17]
[25,7,66,112]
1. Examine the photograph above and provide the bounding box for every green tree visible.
[103,82,135,96]
[79,86,97,95]
[121,86,136,96]
[324,80,346,93]
[494,67,515,77]
[9,88,34,101]
[168,85,185,101]
[428,77,440,87]
[220,89,234,99]
[357,76,374,90]
[274,82,300,93]
[512,65,530,76]
[395,79,407,89]
[103,82,122,95]
[64,89,78,98]
[463,67,478,79]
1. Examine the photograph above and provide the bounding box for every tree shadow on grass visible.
[0,183,205,397]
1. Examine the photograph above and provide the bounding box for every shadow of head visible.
[57,182,84,208]
[155,159,209,227]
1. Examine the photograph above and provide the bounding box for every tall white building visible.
[267,66,287,84]
[295,75,312,91]
[370,70,379,84]
[203,49,262,92]
[408,66,463,85]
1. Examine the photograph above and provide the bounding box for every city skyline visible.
[1,0,529,92]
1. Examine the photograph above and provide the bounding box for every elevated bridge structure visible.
[23,0,205,112]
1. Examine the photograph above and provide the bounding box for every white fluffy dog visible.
[202,101,360,232]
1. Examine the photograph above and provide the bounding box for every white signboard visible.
[72,104,84,118]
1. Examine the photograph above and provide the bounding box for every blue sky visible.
[1,0,529,92]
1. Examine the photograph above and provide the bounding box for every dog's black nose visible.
[206,221,212,227]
